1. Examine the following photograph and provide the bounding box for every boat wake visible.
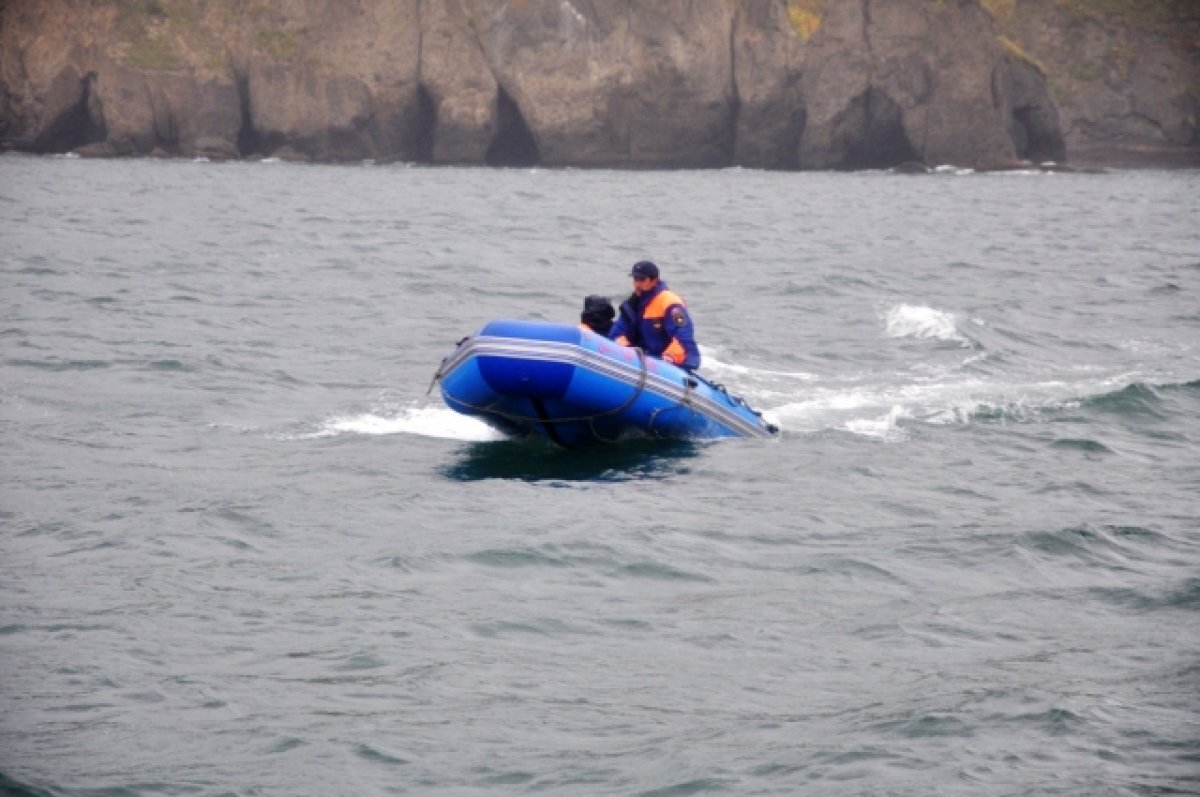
[312,405,507,442]
[704,301,1194,441]
[310,368,1181,445]
[299,370,1191,447]
[742,367,1200,441]
[757,376,1101,440]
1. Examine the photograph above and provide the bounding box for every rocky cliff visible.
[1,0,1196,169]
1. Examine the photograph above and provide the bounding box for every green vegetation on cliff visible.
[255,28,300,62]
[979,0,1199,128]
[998,36,1046,75]
[983,0,1199,47]
[115,0,236,75]
[116,0,182,70]
[113,0,310,74]
[787,0,825,43]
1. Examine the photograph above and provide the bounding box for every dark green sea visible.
[2,154,1198,796]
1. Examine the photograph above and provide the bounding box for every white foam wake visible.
[884,304,970,346]
[760,372,1134,441]
[700,347,817,381]
[316,406,507,442]
[844,405,912,440]
[765,386,923,441]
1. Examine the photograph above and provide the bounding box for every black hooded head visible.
[580,294,616,335]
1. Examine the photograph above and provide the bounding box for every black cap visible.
[583,294,615,317]
[630,260,659,279]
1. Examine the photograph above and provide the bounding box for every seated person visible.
[609,260,700,370]
[579,294,616,337]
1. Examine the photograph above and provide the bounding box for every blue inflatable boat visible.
[433,319,778,447]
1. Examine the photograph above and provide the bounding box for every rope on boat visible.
[645,373,699,436]
[696,375,779,434]
[426,336,470,395]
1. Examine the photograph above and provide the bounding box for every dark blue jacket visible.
[609,281,700,370]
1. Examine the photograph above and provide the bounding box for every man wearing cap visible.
[609,260,700,370]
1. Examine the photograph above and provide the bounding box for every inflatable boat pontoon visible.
[433,319,778,447]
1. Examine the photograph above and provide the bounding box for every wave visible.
[1080,382,1166,419]
[1050,438,1114,455]
[843,405,912,440]
[1164,378,1200,392]
[0,770,53,797]
[884,304,973,347]
[1017,525,1186,585]
[4,357,111,371]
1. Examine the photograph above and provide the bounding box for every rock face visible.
[796,0,1069,169]
[992,0,1199,166]
[0,0,1195,169]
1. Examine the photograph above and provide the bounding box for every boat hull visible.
[436,320,777,447]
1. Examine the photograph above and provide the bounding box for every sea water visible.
[2,154,1198,795]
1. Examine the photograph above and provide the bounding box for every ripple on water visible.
[4,358,111,371]
[464,547,570,569]
[616,560,715,583]
[145,359,191,371]
[1018,523,1177,571]
[353,743,409,766]
[1050,437,1114,455]
[470,618,595,638]
[1091,577,1200,612]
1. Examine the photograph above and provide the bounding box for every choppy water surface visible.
[2,155,1198,796]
